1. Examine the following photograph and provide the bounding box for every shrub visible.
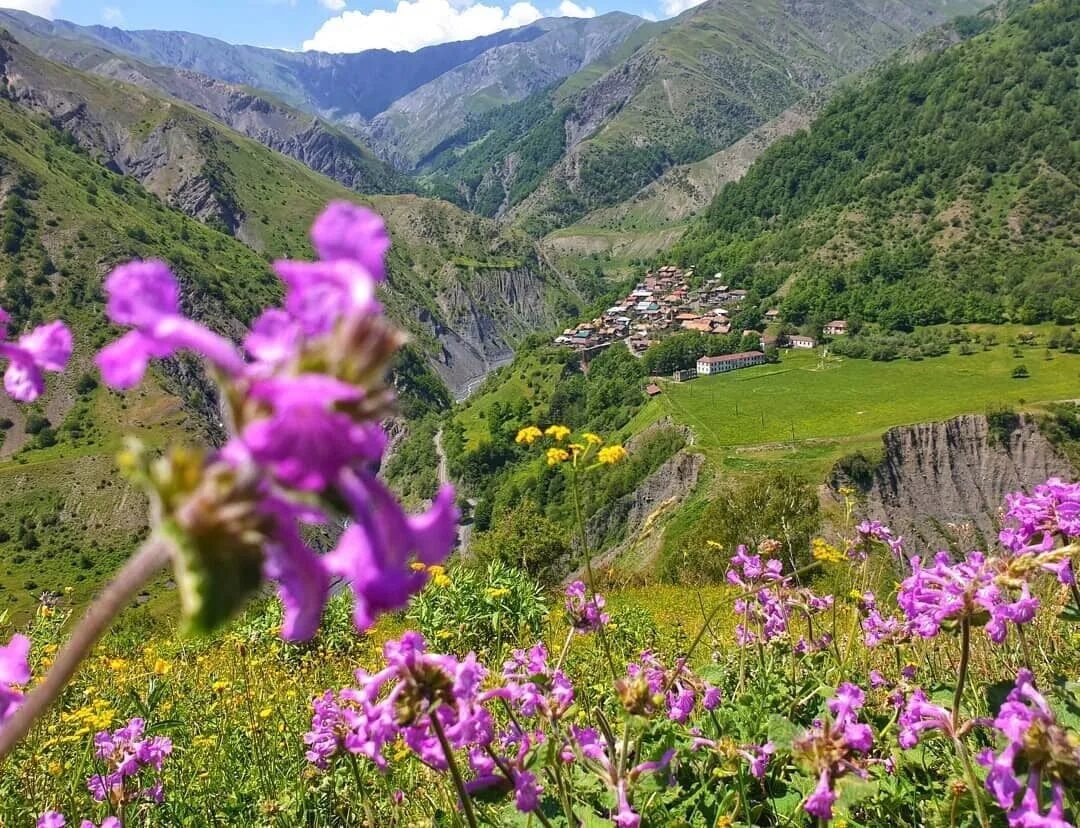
[407,559,547,659]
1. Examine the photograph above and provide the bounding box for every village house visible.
[764,308,781,322]
[645,383,662,397]
[696,351,766,375]
[824,320,849,336]
[787,335,817,349]
[672,367,698,382]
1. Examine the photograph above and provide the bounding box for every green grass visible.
[630,340,1080,480]
[453,351,566,449]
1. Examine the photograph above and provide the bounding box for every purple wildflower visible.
[95,261,243,388]
[94,203,460,640]
[897,688,954,749]
[0,634,30,723]
[898,551,1039,643]
[978,670,1080,828]
[569,725,674,828]
[502,643,574,721]
[0,309,72,402]
[793,684,874,823]
[87,718,172,808]
[565,580,609,633]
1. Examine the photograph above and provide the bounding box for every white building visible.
[696,351,766,375]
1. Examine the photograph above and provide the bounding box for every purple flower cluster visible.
[1000,478,1079,585]
[0,309,72,402]
[569,725,674,828]
[858,592,908,649]
[728,545,832,648]
[897,688,956,748]
[978,670,1080,828]
[93,202,458,638]
[618,651,720,722]
[689,733,775,779]
[0,634,30,722]
[305,631,495,772]
[854,520,904,559]
[793,684,874,822]
[501,643,574,721]
[87,718,172,808]
[565,580,609,633]
[898,551,1038,643]
[38,815,119,828]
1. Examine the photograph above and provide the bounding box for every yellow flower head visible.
[546,447,570,466]
[812,538,845,563]
[597,445,628,465]
[485,587,511,599]
[545,424,571,441]
[706,540,724,550]
[409,561,427,572]
[583,432,603,445]
[568,443,586,456]
[515,426,543,446]
[152,658,172,676]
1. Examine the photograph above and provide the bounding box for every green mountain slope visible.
[0,96,282,617]
[426,0,984,233]
[0,31,575,394]
[674,0,1079,329]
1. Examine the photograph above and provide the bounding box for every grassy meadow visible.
[628,334,1080,480]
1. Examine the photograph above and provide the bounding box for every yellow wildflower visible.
[546,447,570,466]
[409,561,427,571]
[596,445,628,465]
[259,707,273,720]
[544,424,571,441]
[153,658,172,676]
[706,540,723,550]
[568,442,586,456]
[107,658,127,672]
[485,587,511,599]
[515,426,543,445]
[583,432,603,445]
[812,538,845,563]
[436,629,453,639]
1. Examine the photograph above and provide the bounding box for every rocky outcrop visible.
[582,419,702,569]
[423,263,556,394]
[859,414,1074,550]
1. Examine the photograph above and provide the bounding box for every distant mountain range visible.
[0,0,988,239]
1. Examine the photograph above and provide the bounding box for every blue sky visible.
[0,0,698,52]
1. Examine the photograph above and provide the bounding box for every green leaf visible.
[164,518,264,637]
[766,714,799,750]
[573,808,615,828]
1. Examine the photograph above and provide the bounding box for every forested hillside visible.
[675,0,1079,330]
[434,0,983,232]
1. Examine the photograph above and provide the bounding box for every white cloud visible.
[555,0,594,17]
[659,0,703,17]
[319,0,346,10]
[302,0,543,52]
[0,0,59,18]
[102,5,123,23]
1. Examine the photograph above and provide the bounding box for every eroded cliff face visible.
[860,414,1073,550]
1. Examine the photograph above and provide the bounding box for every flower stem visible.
[0,535,172,761]
[430,711,479,828]
[953,734,990,828]
[570,466,616,681]
[952,616,971,729]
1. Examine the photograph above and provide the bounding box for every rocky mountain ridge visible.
[0,31,573,397]
[858,414,1074,551]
